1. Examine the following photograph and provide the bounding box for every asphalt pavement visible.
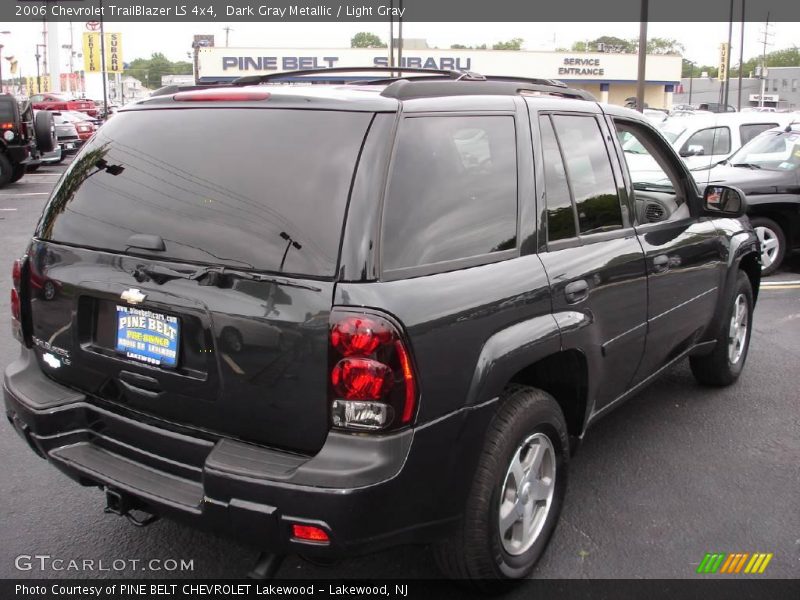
[0,159,798,586]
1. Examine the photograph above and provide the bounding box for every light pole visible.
[0,31,10,93]
[686,60,696,105]
[36,43,47,93]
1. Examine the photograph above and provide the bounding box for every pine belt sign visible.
[82,32,124,73]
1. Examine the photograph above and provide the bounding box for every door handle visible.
[564,280,589,304]
[653,254,670,273]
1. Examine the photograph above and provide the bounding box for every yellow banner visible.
[105,33,123,73]
[83,32,102,73]
[82,32,124,73]
[718,43,729,82]
[24,76,50,96]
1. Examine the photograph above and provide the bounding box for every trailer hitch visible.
[104,488,160,527]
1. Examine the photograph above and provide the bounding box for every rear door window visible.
[551,114,623,235]
[382,115,518,272]
[38,108,374,277]
[740,123,778,145]
[539,116,576,242]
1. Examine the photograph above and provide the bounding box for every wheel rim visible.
[498,432,556,556]
[728,293,749,365]
[754,226,780,270]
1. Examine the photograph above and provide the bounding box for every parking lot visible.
[0,158,798,585]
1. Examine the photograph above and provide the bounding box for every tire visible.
[0,153,12,187]
[10,164,25,183]
[690,271,753,386]
[751,216,785,277]
[34,111,56,153]
[434,386,569,587]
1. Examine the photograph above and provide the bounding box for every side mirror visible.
[703,185,747,217]
[681,144,705,157]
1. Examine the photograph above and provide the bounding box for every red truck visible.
[30,93,98,117]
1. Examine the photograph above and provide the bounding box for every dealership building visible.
[195,46,682,108]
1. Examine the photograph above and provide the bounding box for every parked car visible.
[51,110,97,142]
[697,102,737,113]
[30,92,98,118]
[624,112,794,178]
[643,108,669,125]
[4,68,760,585]
[695,123,800,275]
[0,95,56,185]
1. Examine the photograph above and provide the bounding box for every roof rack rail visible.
[379,79,596,102]
[232,66,487,86]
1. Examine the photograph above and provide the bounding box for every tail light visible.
[11,257,27,343]
[329,310,418,431]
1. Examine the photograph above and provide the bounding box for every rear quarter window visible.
[381,115,518,272]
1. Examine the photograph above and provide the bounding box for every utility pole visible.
[99,0,108,116]
[223,26,233,47]
[722,0,734,110]
[635,0,648,113]
[388,0,394,72]
[737,0,745,110]
[397,0,403,71]
[69,21,74,94]
[758,13,773,108]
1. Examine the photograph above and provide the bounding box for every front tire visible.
[0,153,12,187]
[751,217,785,276]
[10,164,25,183]
[690,271,753,386]
[434,386,569,585]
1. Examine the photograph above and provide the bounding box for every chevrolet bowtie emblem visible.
[120,288,147,305]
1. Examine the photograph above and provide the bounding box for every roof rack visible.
[232,66,487,86]
[380,79,595,101]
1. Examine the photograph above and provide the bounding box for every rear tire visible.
[751,216,785,276]
[0,153,12,187]
[434,386,569,587]
[690,271,753,386]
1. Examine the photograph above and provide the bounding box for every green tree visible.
[123,53,193,89]
[492,37,524,51]
[643,37,685,55]
[350,32,387,48]
[682,59,718,78]
[450,43,487,50]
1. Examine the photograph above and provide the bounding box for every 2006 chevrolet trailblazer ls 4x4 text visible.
[4,67,760,584]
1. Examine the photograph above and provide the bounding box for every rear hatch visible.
[27,105,376,454]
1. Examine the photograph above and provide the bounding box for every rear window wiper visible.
[132,265,321,291]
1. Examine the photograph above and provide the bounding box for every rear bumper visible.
[4,348,484,556]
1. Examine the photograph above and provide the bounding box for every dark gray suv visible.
[4,68,760,584]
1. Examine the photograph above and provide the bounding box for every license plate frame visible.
[115,305,180,369]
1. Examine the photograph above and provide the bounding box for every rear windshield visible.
[37,108,373,277]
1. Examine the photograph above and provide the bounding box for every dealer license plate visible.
[115,305,180,368]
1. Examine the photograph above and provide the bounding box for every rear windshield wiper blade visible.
[132,264,321,291]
